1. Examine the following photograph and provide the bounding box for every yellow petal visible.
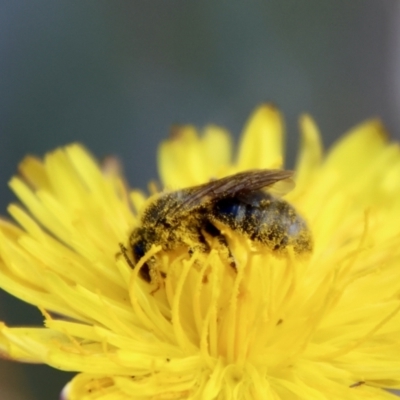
[0,323,42,363]
[18,155,51,191]
[200,124,232,176]
[158,126,208,188]
[323,119,388,181]
[1,107,400,399]
[294,114,323,193]
[237,104,285,169]
[158,125,233,189]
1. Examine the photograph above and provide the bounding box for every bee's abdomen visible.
[211,194,312,254]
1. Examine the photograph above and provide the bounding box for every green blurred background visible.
[0,1,399,399]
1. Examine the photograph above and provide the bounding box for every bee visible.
[123,169,312,282]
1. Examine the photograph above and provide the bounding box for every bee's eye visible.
[133,241,146,261]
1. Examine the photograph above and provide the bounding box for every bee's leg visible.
[202,222,237,271]
[119,243,135,268]
[187,227,210,255]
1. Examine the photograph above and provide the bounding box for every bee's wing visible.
[177,169,294,211]
[266,177,295,197]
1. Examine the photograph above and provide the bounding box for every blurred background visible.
[0,1,399,398]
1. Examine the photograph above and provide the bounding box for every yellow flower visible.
[1,105,400,399]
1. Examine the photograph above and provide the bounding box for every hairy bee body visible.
[127,170,312,282]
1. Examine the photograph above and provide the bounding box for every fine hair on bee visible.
[121,169,313,283]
